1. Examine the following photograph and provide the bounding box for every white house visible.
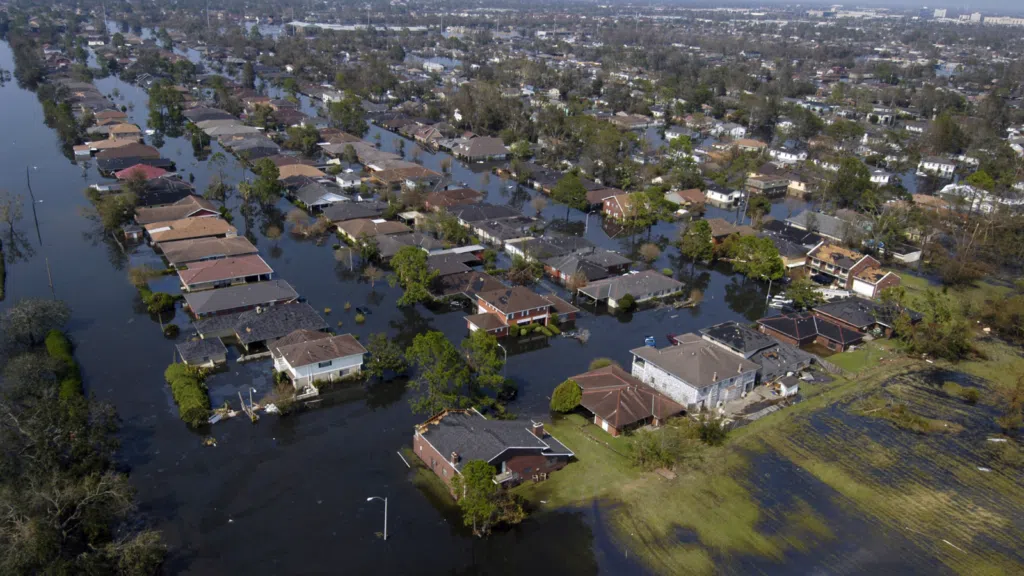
[870,169,894,185]
[705,188,743,206]
[917,157,956,179]
[630,334,759,411]
[270,330,367,389]
[768,146,808,164]
[712,122,747,139]
[336,170,361,188]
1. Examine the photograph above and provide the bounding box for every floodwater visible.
[0,37,950,575]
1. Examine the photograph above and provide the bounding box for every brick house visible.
[571,365,684,436]
[602,193,638,220]
[806,242,898,294]
[412,409,573,493]
[465,288,577,336]
[757,312,864,352]
[812,297,918,337]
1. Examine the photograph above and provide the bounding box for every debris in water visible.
[264,403,279,414]
[977,467,991,472]
[202,437,217,447]
[987,438,1008,443]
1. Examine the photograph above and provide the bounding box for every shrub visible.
[697,416,728,446]
[59,377,83,401]
[548,324,561,335]
[588,357,618,370]
[507,325,520,337]
[164,363,210,427]
[45,329,74,360]
[617,293,636,311]
[550,379,581,413]
[538,326,553,337]
[163,323,180,338]
[145,292,176,314]
[662,268,673,276]
[344,301,352,311]
[355,313,366,324]
[961,388,980,404]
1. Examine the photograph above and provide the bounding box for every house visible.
[175,338,228,367]
[144,217,237,245]
[466,287,554,336]
[787,211,862,243]
[850,266,901,299]
[577,270,684,308]
[194,302,328,351]
[571,365,685,436]
[870,169,894,186]
[543,249,632,284]
[630,333,759,410]
[768,141,808,164]
[115,163,168,180]
[108,123,142,140]
[812,297,916,337]
[161,236,259,268]
[412,409,573,492]
[322,201,388,223]
[277,164,327,180]
[450,136,509,161]
[917,157,956,179]
[602,193,640,220]
[806,242,897,293]
[135,196,219,226]
[706,218,757,243]
[294,181,348,212]
[336,218,412,243]
[664,188,705,213]
[757,312,864,352]
[745,174,789,197]
[437,271,506,300]
[270,330,367,388]
[505,236,596,262]
[183,279,299,318]
[705,189,743,207]
[374,232,445,259]
[424,187,484,211]
[698,321,815,383]
[177,254,273,292]
[735,138,768,153]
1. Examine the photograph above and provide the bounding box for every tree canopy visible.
[405,331,470,415]
[388,246,438,306]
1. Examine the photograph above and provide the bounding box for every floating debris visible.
[202,437,217,447]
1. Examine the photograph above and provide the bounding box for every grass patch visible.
[827,339,893,373]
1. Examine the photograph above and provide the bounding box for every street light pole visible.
[366,496,387,540]
[496,343,508,376]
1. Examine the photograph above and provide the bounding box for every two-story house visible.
[806,242,899,296]
[630,333,759,411]
[270,329,367,389]
[917,157,956,179]
[465,287,555,336]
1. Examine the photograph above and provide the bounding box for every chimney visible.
[531,422,545,438]
[450,451,459,465]
[712,371,717,382]
[737,364,743,374]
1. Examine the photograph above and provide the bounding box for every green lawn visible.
[900,272,1009,310]
[827,339,894,373]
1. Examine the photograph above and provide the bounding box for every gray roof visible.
[183,279,298,316]
[270,331,366,367]
[578,270,683,301]
[322,201,388,223]
[232,303,328,346]
[175,338,227,364]
[449,203,522,223]
[786,211,862,242]
[700,321,777,357]
[416,410,573,473]
[631,333,759,389]
[160,236,259,266]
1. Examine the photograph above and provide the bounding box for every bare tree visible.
[639,243,661,267]
[0,190,24,233]
[363,264,383,288]
[530,195,548,216]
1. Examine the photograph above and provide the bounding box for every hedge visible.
[46,330,83,401]
[548,324,561,335]
[164,363,211,427]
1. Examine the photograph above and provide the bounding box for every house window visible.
[442,468,447,477]
[318,360,333,368]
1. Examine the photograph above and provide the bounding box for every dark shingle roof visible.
[758,312,863,347]
[175,338,227,364]
[416,410,573,473]
[700,321,777,356]
[184,279,298,316]
[232,303,328,345]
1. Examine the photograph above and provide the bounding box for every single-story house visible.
[194,302,328,351]
[578,270,684,308]
[812,297,916,337]
[571,365,685,436]
[336,218,412,243]
[270,330,367,388]
[543,249,632,284]
[160,236,259,267]
[322,201,388,223]
[630,333,760,410]
[135,195,219,226]
[294,181,349,212]
[177,254,273,292]
[412,409,573,492]
[450,136,509,161]
[757,312,864,352]
[145,217,237,245]
[183,279,298,318]
[175,338,228,367]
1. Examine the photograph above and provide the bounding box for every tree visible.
[509,140,531,159]
[894,289,972,361]
[785,278,823,310]
[342,144,359,164]
[357,234,380,261]
[429,211,469,245]
[964,170,995,192]
[284,124,320,156]
[2,299,71,351]
[405,331,470,414]
[389,246,438,306]
[925,111,966,154]
[1,316,164,573]
[364,333,409,379]
[121,169,149,197]
[450,460,525,537]
[530,195,548,216]
[727,235,785,281]
[363,264,384,288]
[826,157,874,209]
[250,158,282,206]
[507,254,543,286]
[565,269,589,296]
[242,62,255,89]
[679,219,714,265]
[550,379,582,413]
[551,171,588,220]
[328,92,368,136]
[462,330,506,394]
[747,195,772,227]
[639,243,661,267]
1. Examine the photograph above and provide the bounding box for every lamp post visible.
[496,342,508,376]
[366,496,387,541]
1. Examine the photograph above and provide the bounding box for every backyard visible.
[515,337,1024,575]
